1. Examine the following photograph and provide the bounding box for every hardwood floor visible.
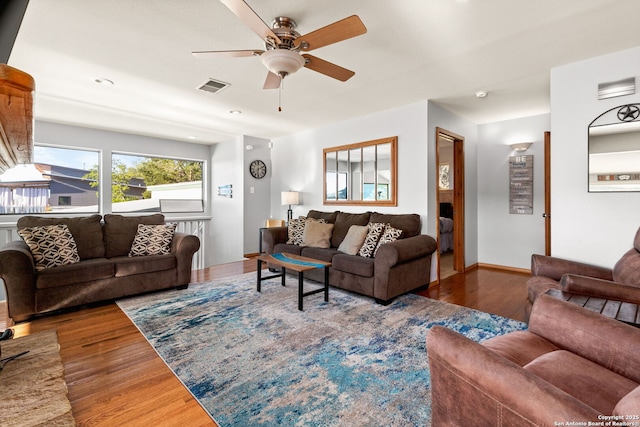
[5,261,529,426]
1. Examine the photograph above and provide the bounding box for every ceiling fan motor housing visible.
[269,17,301,50]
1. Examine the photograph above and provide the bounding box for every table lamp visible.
[281,191,300,223]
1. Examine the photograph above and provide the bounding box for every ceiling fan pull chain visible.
[278,76,283,112]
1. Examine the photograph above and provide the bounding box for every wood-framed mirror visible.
[323,136,397,206]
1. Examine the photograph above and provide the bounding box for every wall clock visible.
[249,159,267,179]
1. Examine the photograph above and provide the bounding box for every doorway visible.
[436,128,465,281]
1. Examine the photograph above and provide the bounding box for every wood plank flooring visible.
[6,261,529,426]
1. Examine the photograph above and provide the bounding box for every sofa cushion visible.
[17,214,104,259]
[129,223,176,256]
[358,222,387,258]
[274,243,303,256]
[302,221,334,248]
[103,214,165,258]
[614,385,640,417]
[18,224,80,271]
[370,212,421,238]
[482,331,559,367]
[331,212,371,248]
[373,225,403,256]
[36,258,115,289]
[306,210,339,223]
[612,248,640,287]
[337,225,368,255]
[113,254,176,277]
[299,247,339,263]
[332,253,375,277]
[524,350,638,415]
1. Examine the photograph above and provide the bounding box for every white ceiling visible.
[8,0,640,145]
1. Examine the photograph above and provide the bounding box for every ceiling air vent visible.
[197,78,230,94]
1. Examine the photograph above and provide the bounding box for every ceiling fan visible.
[192,0,367,92]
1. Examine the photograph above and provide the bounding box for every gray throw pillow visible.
[337,225,368,255]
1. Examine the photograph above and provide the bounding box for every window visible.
[58,196,71,206]
[111,153,204,213]
[0,145,99,214]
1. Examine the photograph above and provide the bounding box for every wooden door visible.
[436,128,465,281]
[544,131,551,255]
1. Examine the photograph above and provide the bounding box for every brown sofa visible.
[0,214,200,323]
[261,210,437,304]
[427,294,640,426]
[526,226,640,316]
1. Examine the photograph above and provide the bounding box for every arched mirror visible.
[324,136,397,206]
[588,104,640,192]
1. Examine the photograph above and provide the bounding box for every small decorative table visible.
[256,253,331,311]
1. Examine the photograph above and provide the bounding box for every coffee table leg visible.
[281,267,286,286]
[257,259,263,292]
[298,271,304,311]
[324,266,329,302]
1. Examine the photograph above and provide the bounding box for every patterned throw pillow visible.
[129,223,177,257]
[286,216,307,245]
[373,225,403,256]
[18,224,80,271]
[358,222,388,258]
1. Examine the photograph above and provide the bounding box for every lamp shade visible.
[281,191,300,206]
[509,142,533,152]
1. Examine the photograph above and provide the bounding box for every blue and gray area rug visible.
[117,272,526,427]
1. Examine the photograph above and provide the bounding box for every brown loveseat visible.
[0,214,200,323]
[427,294,640,426]
[261,210,437,304]
[526,226,640,316]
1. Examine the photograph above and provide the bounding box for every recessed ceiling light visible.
[187,136,196,140]
[475,91,488,98]
[229,110,242,115]
[94,78,114,85]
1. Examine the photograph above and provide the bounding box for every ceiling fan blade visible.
[302,54,355,82]
[192,49,263,58]
[220,0,282,45]
[263,71,281,89]
[299,15,366,52]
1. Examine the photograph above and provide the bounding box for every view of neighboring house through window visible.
[0,145,99,214]
[110,153,203,213]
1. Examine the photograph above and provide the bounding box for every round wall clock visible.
[249,159,267,179]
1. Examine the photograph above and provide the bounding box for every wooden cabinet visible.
[0,64,35,173]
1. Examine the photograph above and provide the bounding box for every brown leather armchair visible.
[427,294,640,426]
[526,227,640,316]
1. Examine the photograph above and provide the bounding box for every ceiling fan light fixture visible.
[260,49,305,78]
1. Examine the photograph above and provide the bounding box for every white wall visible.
[210,137,244,264]
[270,101,431,228]
[551,46,640,268]
[243,136,272,255]
[477,114,550,269]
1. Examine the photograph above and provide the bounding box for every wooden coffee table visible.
[545,289,640,327]
[256,253,331,311]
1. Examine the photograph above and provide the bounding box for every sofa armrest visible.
[531,254,613,281]
[561,274,640,305]
[0,240,37,323]
[529,294,640,383]
[374,234,437,269]
[262,226,288,254]
[427,325,601,426]
[171,232,200,286]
